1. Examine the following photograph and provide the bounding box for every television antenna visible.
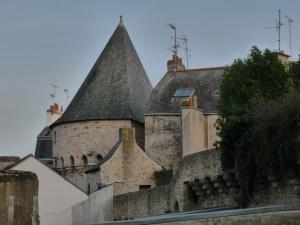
[168,24,179,68]
[64,88,70,104]
[285,15,293,58]
[177,36,191,69]
[49,84,58,103]
[265,9,283,51]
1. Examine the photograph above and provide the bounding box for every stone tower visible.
[51,17,152,171]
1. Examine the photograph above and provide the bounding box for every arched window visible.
[82,155,88,167]
[60,157,64,168]
[70,156,75,167]
[174,201,179,212]
[96,154,103,163]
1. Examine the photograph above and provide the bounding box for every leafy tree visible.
[290,60,300,88]
[217,46,296,206]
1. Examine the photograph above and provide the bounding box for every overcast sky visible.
[0,0,299,157]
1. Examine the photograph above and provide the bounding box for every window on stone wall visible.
[82,155,88,167]
[174,201,179,212]
[70,156,75,167]
[54,158,57,167]
[60,157,64,168]
[96,154,103,163]
[54,131,57,144]
[139,185,151,190]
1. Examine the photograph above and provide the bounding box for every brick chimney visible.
[277,51,290,63]
[47,103,63,125]
[167,55,185,72]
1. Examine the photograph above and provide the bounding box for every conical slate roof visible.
[53,17,152,126]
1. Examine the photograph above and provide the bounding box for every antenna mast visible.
[177,36,191,69]
[49,84,58,103]
[285,15,293,58]
[168,24,179,69]
[64,88,70,104]
[265,9,283,51]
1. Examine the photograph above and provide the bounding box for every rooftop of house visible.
[52,16,152,126]
[146,64,226,115]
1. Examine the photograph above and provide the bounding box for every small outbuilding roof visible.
[145,67,226,114]
[53,17,152,126]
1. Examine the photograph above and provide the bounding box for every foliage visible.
[290,61,300,88]
[216,46,300,206]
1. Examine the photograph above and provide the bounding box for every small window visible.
[70,156,75,167]
[82,155,88,167]
[174,201,179,212]
[96,154,103,163]
[212,89,220,97]
[60,157,64,168]
[139,185,151,190]
[174,88,195,97]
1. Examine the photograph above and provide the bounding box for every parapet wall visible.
[0,170,39,225]
[113,185,171,220]
[113,149,223,219]
[113,148,300,219]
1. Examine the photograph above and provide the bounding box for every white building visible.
[8,155,88,225]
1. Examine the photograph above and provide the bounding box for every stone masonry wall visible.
[53,120,133,167]
[145,115,182,171]
[113,185,171,220]
[0,170,39,225]
[0,157,20,169]
[101,128,162,196]
[113,149,223,219]
[113,148,300,220]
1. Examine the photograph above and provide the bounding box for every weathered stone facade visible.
[0,170,39,225]
[145,115,182,171]
[113,148,300,219]
[53,120,140,167]
[0,156,20,169]
[100,128,162,195]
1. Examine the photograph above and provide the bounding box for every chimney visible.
[276,51,290,63]
[167,55,185,72]
[46,103,63,126]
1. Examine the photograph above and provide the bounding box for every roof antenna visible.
[265,9,283,52]
[168,24,179,69]
[64,88,70,104]
[285,15,293,58]
[177,36,191,69]
[49,84,58,103]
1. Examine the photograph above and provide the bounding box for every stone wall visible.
[100,128,162,195]
[113,185,171,220]
[145,115,182,171]
[0,156,20,169]
[0,170,39,225]
[52,120,133,167]
[112,149,223,219]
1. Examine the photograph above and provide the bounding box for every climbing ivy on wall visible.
[216,46,300,206]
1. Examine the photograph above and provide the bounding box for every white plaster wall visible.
[11,156,88,225]
[72,185,114,224]
[182,108,206,156]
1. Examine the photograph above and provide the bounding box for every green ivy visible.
[217,46,300,206]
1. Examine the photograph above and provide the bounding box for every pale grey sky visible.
[0,0,299,156]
